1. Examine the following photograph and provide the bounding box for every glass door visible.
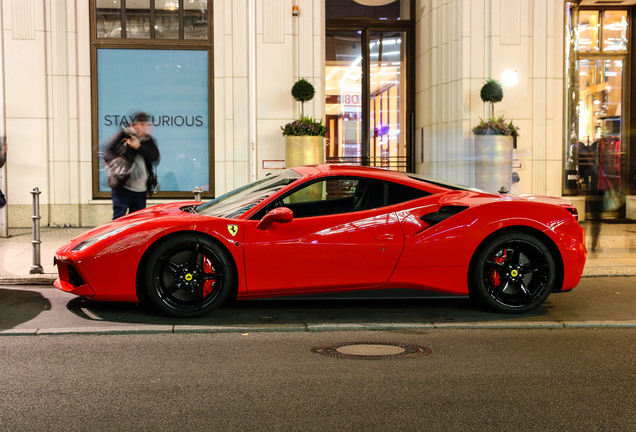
[325,29,409,171]
[325,31,363,162]
[369,31,407,170]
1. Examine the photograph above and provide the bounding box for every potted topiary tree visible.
[281,78,327,169]
[480,78,503,119]
[291,78,314,117]
[472,79,519,194]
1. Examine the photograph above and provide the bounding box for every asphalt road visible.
[1,329,634,431]
[1,277,634,431]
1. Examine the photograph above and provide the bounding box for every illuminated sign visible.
[341,87,361,114]
[342,92,361,107]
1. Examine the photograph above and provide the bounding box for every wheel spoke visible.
[188,244,200,268]
[510,243,521,266]
[517,280,533,299]
[519,263,546,276]
[203,272,223,281]
[189,286,203,308]
[162,258,180,275]
[158,280,180,299]
[485,259,505,270]
[492,280,509,301]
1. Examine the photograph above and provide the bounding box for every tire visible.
[144,233,234,318]
[470,231,556,314]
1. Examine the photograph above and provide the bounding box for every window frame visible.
[252,175,431,220]
[326,0,416,173]
[89,0,214,199]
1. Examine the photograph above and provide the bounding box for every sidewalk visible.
[1,221,635,284]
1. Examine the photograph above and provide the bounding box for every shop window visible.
[575,59,623,200]
[578,10,599,52]
[603,10,628,51]
[565,6,630,218]
[126,0,150,39]
[95,0,208,40]
[96,0,123,38]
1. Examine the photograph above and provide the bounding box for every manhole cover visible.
[311,342,431,360]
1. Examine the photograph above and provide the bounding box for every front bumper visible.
[54,257,95,298]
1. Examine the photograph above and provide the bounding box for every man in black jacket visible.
[103,112,160,220]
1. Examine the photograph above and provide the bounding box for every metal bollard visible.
[193,186,202,201]
[30,187,43,274]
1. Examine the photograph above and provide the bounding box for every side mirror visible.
[256,207,294,230]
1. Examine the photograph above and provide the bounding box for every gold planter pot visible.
[285,135,325,168]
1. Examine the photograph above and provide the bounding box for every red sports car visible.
[54,165,586,317]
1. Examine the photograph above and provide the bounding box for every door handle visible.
[376,234,394,241]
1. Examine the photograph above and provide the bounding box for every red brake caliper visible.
[202,255,215,298]
[490,250,507,288]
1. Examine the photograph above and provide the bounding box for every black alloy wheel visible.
[144,233,233,318]
[470,232,556,313]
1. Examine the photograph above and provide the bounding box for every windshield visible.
[195,169,302,218]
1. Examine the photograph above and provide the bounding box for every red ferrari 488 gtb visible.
[55,165,586,317]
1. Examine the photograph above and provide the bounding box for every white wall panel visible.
[531,0,548,195]
[262,0,284,43]
[3,35,47,118]
[232,0,248,77]
[10,0,35,40]
[297,1,314,87]
[232,78,249,163]
[78,76,91,163]
[500,0,521,45]
[256,38,293,119]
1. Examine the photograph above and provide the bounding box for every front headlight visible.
[72,222,142,252]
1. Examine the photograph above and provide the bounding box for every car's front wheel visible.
[470,231,556,313]
[144,233,233,318]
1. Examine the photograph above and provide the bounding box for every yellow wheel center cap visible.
[185,274,193,281]
[510,270,518,277]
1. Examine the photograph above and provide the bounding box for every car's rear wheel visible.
[144,233,233,318]
[470,232,556,313]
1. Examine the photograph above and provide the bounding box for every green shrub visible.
[472,115,519,138]
[281,115,327,137]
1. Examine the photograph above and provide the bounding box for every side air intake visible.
[420,206,468,225]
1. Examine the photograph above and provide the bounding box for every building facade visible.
[0,0,634,231]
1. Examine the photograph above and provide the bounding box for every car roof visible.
[291,164,412,182]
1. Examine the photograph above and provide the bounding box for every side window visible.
[387,182,431,205]
[257,178,388,219]
[283,178,358,205]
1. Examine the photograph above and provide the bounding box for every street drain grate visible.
[311,342,431,360]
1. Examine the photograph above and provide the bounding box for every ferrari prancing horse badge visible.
[227,224,238,236]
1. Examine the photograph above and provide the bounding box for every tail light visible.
[565,206,578,221]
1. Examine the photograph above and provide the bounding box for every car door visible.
[243,177,405,295]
